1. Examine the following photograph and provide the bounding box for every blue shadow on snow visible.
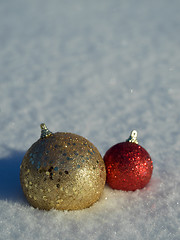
[0,149,28,204]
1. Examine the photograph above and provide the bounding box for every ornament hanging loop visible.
[126,130,138,144]
[40,123,53,139]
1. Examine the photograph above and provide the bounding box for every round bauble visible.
[103,130,153,191]
[20,124,106,210]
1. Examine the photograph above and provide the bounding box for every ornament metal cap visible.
[126,130,138,144]
[40,123,53,138]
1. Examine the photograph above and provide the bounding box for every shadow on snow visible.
[0,149,28,205]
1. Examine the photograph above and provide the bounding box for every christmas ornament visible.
[20,124,106,210]
[103,130,153,191]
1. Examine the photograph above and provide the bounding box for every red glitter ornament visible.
[103,130,153,191]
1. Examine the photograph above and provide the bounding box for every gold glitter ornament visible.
[20,124,106,210]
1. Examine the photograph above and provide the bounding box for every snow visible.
[0,0,180,239]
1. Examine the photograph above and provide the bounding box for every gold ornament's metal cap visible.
[126,130,138,144]
[40,123,53,138]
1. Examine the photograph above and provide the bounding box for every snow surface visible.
[0,0,180,239]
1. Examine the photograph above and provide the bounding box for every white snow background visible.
[0,0,180,239]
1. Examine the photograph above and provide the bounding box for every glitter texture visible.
[103,142,153,191]
[20,127,106,210]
